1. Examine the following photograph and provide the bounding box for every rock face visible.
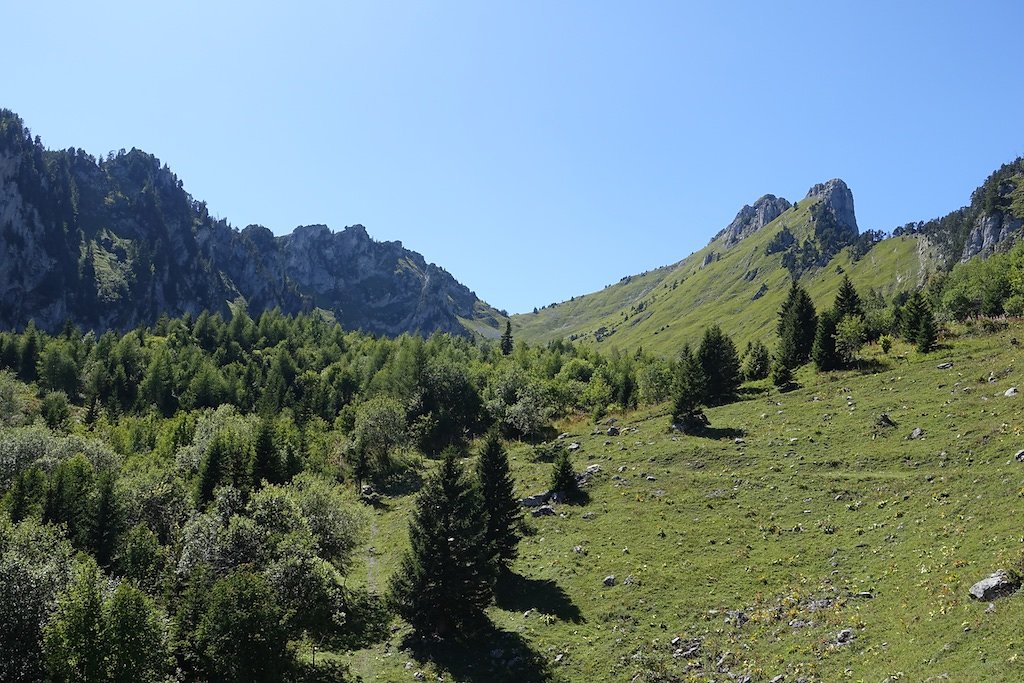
[968,570,1021,601]
[961,210,1024,262]
[806,178,859,242]
[720,194,792,247]
[0,110,502,336]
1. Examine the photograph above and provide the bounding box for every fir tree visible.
[899,291,927,342]
[833,274,864,320]
[388,452,495,639]
[251,418,283,488]
[671,344,706,428]
[696,325,741,404]
[550,449,580,500]
[777,281,817,367]
[811,309,841,372]
[500,321,514,356]
[475,429,521,571]
[916,304,938,353]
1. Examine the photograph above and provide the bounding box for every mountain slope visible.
[0,110,504,336]
[511,180,937,354]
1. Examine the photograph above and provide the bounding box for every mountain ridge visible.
[0,109,504,336]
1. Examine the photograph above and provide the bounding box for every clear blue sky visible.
[5,1,1023,313]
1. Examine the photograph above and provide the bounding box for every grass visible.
[337,322,1024,682]
[506,197,939,357]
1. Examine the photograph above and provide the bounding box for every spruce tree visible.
[500,321,514,356]
[550,450,580,500]
[915,304,938,353]
[671,344,707,429]
[777,282,817,367]
[833,274,864,320]
[251,418,283,488]
[900,291,927,342]
[389,452,495,639]
[696,325,741,404]
[475,429,521,571]
[811,309,840,372]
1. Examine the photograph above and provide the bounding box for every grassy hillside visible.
[343,322,1024,682]
[509,198,939,356]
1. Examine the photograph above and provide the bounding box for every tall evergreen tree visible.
[388,452,495,639]
[91,470,121,568]
[550,449,581,500]
[251,418,283,488]
[915,303,938,353]
[811,309,841,372]
[777,281,817,367]
[671,344,706,428]
[500,321,514,356]
[696,325,741,404]
[833,274,864,320]
[900,291,928,342]
[475,429,521,571]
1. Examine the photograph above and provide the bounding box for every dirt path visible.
[352,516,379,680]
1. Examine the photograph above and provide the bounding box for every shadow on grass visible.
[403,618,553,683]
[376,467,424,498]
[495,571,584,624]
[854,358,891,374]
[332,589,392,651]
[692,425,746,441]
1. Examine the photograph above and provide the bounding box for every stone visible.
[413,672,425,681]
[519,493,549,507]
[607,425,620,436]
[557,432,570,440]
[582,511,597,520]
[531,505,556,518]
[1015,450,1024,462]
[968,570,1021,600]
[854,591,873,599]
[936,362,954,369]
[876,413,897,428]
[1005,387,1018,397]
[961,209,1024,261]
[836,629,853,644]
[568,442,581,451]
[908,427,924,440]
[603,575,616,587]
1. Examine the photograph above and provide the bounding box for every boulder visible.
[936,362,954,369]
[876,413,897,429]
[519,493,549,507]
[567,442,581,451]
[836,629,853,644]
[969,570,1021,600]
[531,505,556,518]
[1006,387,1019,397]
[603,575,616,587]
[607,425,620,436]
[908,427,924,440]
[1015,449,1024,463]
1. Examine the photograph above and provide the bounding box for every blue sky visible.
[5,1,1023,313]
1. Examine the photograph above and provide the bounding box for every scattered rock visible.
[413,672,425,681]
[968,570,1022,601]
[770,675,785,683]
[568,442,581,451]
[519,493,549,507]
[572,545,585,554]
[582,511,597,520]
[1015,449,1024,463]
[734,437,745,445]
[1005,387,1018,397]
[607,426,620,436]
[908,427,924,440]
[603,575,616,587]
[936,362,954,369]
[837,629,853,644]
[876,413,898,429]
[623,574,637,585]
[557,432,570,440]
[532,505,556,518]
[854,591,873,599]
[646,475,657,481]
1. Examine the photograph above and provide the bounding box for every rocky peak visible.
[720,194,792,247]
[805,178,859,236]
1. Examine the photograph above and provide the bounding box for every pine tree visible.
[251,418,283,488]
[696,325,741,404]
[777,281,817,367]
[500,321,514,356]
[550,449,580,500]
[811,309,840,371]
[899,291,927,342]
[916,304,938,353]
[671,344,706,428]
[833,274,864,320]
[92,470,121,568]
[476,430,521,570]
[388,452,495,639]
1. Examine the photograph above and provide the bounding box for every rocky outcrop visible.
[720,195,792,247]
[806,178,859,239]
[960,210,1023,261]
[0,109,501,337]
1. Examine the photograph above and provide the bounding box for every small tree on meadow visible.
[550,450,580,501]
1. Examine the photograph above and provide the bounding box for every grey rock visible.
[806,178,859,239]
[968,570,1021,600]
[701,251,716,268]
[607,425,620,436]
[961,208,1024,261]
[519,493,549,507]
[531,505,556,518]
[1015,450,1024,462]
[936,362,954,369]
[718,194,792,248]
[1005,387,1018,397]
[876,413,898,429]
[909,427,924,440]
[603,575,616,587]
[567,442,581,451]
[837,629,853,644]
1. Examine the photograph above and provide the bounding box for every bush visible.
[879,335,893,354]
